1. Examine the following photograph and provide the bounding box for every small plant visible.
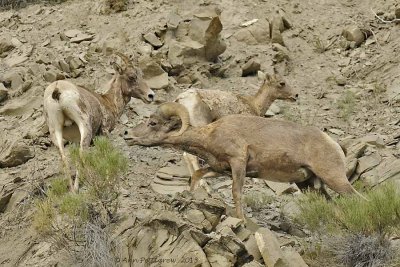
[33,198,55,235]
[297,183,400,267]
[313,36,327,53]
[48,177,69,198]
[296,191,337,233]
[337,90,356,121]
[70,137,128,221]
[243,191,274,211]
[59,193,89,222]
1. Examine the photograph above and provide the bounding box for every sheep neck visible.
[250,84,275,116]
[167,129,208,156]
[101,75,127,118]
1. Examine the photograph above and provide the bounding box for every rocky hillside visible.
[0,0,400,266]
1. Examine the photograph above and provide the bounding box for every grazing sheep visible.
[124,102,366,219]
[175,73,298,176]
[44,52,154,192]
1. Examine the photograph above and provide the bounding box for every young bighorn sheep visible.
[44,52,155,192]
[175,73,298,176]
[124,103,366,219]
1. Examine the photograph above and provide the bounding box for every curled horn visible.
[114,51,132,67]
[157,102,190,136]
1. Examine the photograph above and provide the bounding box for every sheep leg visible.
[48,114,73,190]
[73,122,93,193]
[183,152,196,176]
[190,167,213,191]
[230,158,247,220]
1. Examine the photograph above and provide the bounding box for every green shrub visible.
[59,193,89,222]
[70,137,128,220]
[296,191,337,233]
[48,177,69,198]
[33,198,55,235]
[297,183,400,235]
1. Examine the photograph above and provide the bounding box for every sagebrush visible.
[297,183,400,267]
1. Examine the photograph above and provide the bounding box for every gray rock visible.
[233,29,259,45]
[272,43,290,60]
[358,134,385,148]
[328,128,345,136]
[43,71,58,83]
[243,261,265,267]
[216,216,243,231]
[0,84,8,103]
[116,212,210,267]
[28,63,46,76]
[396,7,400,19]
[68,57,83,70]
[64,29,82,38]
[0,141,34,168]
[167,12,182,29]
[342,26,365,47]
[143,32,163,48]
[0,193,12,213]
[70,33,94,43]
[282,247,308,267]
[212,180,232,190]
[270,14,286,46]
[0,92,42,116]
[235,225,252,241]
[344,140,368,160]
[0,37,15,55]
[58,59,70,73]
[2,71,23,90]
[255,227,288,267]
[265,180,300,195]
[140,60,169,89]
[356,153,382,175]
[242,59,261,76]
[244,235,263,262]
[336,75,347,86]
[6,55,29,67]
[361,157,400,186]
[186,209,206,225]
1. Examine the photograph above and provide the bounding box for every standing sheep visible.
[44,52,154,192]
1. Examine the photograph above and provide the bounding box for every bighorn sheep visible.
[44,52,155,192]
[124,102,365,219]
[175,73,298,176]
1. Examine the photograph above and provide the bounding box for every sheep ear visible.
[112,62,124,74]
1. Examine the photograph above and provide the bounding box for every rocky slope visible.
[0,0,400,266]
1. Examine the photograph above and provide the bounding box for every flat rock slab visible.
[255,227,287,267]
[151,163,191,195]
[265,180,300,195]
[361,157,400,186]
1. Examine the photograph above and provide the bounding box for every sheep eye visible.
[148,121,157,127]
[279,81,285,87]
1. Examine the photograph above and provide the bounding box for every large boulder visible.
[0,140,34,168]
[166,7,226,70]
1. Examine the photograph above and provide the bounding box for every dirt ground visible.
[0,0,399,266]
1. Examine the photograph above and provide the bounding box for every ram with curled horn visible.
[125,102,367,219]
[43,51,155,192]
